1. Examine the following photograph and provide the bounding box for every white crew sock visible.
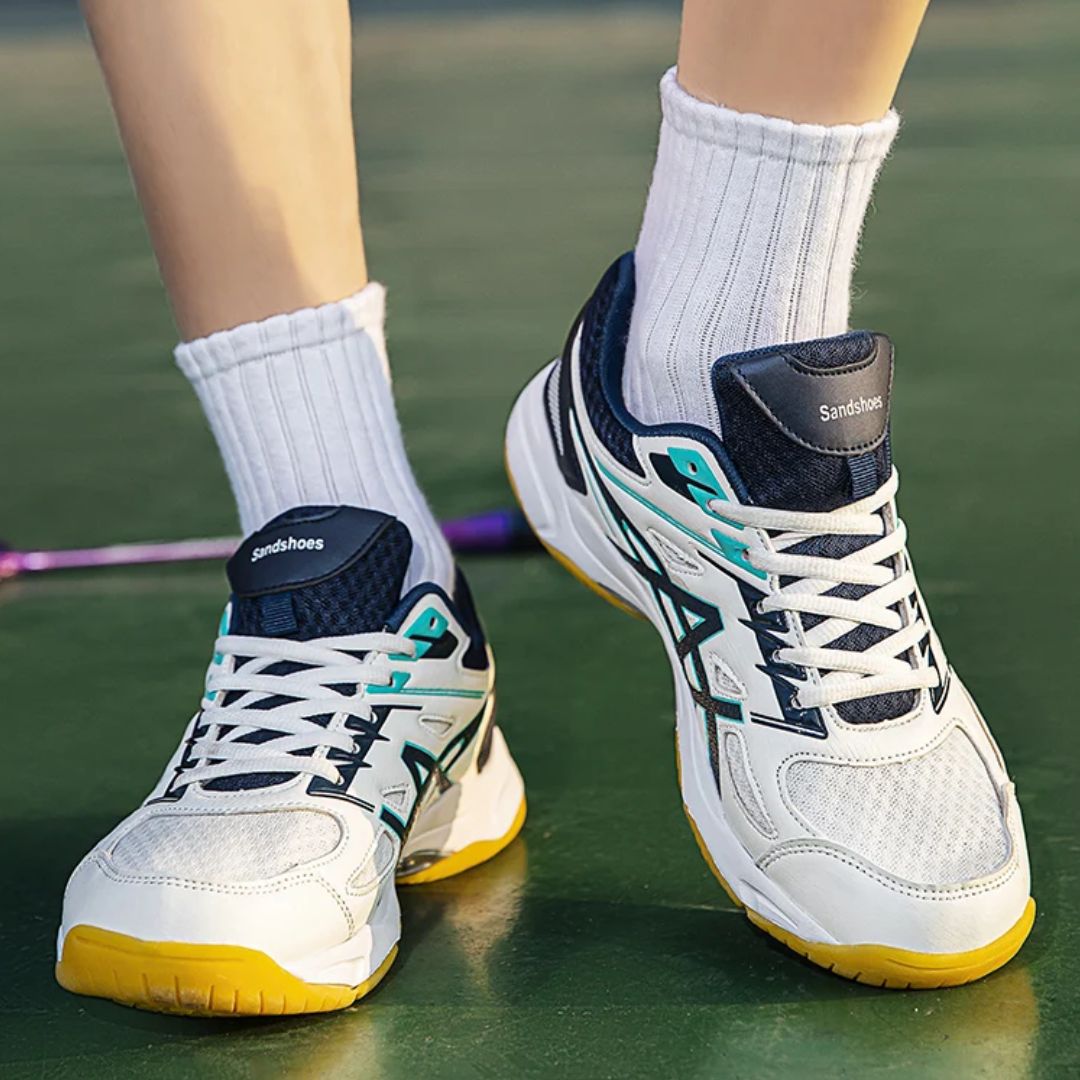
[625,68,899,430]
[175,284,453,592]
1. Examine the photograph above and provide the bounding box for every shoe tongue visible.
[712,331,893,511]
[226,505,412,641]
[713,333,914,725]
[194,506,411,796]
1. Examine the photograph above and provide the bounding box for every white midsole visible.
[285,883,401,987]
[506,365,836,945]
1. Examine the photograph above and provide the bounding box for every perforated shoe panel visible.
[724,731,777,838]
[785,729,1010,885]
[108,810,342,884]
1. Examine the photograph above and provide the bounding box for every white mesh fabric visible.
[109,810,342,883]
[708,652,747,701]
[785,729,1009,885]
[545,366,564,455]
[374,831,396,875]
[724,732,776,838]
[349,832,396,893]
[647,528,703,577]
[381,786,410,811]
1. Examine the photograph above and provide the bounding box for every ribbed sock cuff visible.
[660,68,899,167]
[174,284,452,591]
[624,69,899,430]
[175,283,388,380]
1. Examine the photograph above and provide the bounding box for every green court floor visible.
[1,3,1077,1076]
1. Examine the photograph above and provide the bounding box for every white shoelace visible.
[709,469,939,710]
[178,631,416,788]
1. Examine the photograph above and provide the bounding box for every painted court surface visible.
[0,3,1077,1076]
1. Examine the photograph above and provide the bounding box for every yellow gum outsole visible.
[56,927,397,1017]
[516,464,1037,988]
[744,898,1036,990]
[397,795,528,886]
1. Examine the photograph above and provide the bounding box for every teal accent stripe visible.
[596,460,767,580]
[400,687,486,699]
[381,670,486,699]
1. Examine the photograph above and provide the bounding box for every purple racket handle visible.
[441,509,537,553]
[0,509,538,581]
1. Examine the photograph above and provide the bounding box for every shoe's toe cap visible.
[59,808,360,965]
[765,727,1032,956]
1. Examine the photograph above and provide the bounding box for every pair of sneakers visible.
[57,255,1033,1015]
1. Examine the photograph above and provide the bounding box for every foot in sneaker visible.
[56,505,525,1016]
[506,254,1032,988]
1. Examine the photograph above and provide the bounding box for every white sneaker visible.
[506,254,1032,988]
[56,505,525,1015]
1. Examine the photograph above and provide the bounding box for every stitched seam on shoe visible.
[774,722,957,840]
[757,842,1020,899]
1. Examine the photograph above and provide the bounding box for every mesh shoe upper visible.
[109,810,342,883]
[785,730,1010,884]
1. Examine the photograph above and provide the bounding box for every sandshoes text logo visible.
[819,395,884,423]
[250,535,326,563]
